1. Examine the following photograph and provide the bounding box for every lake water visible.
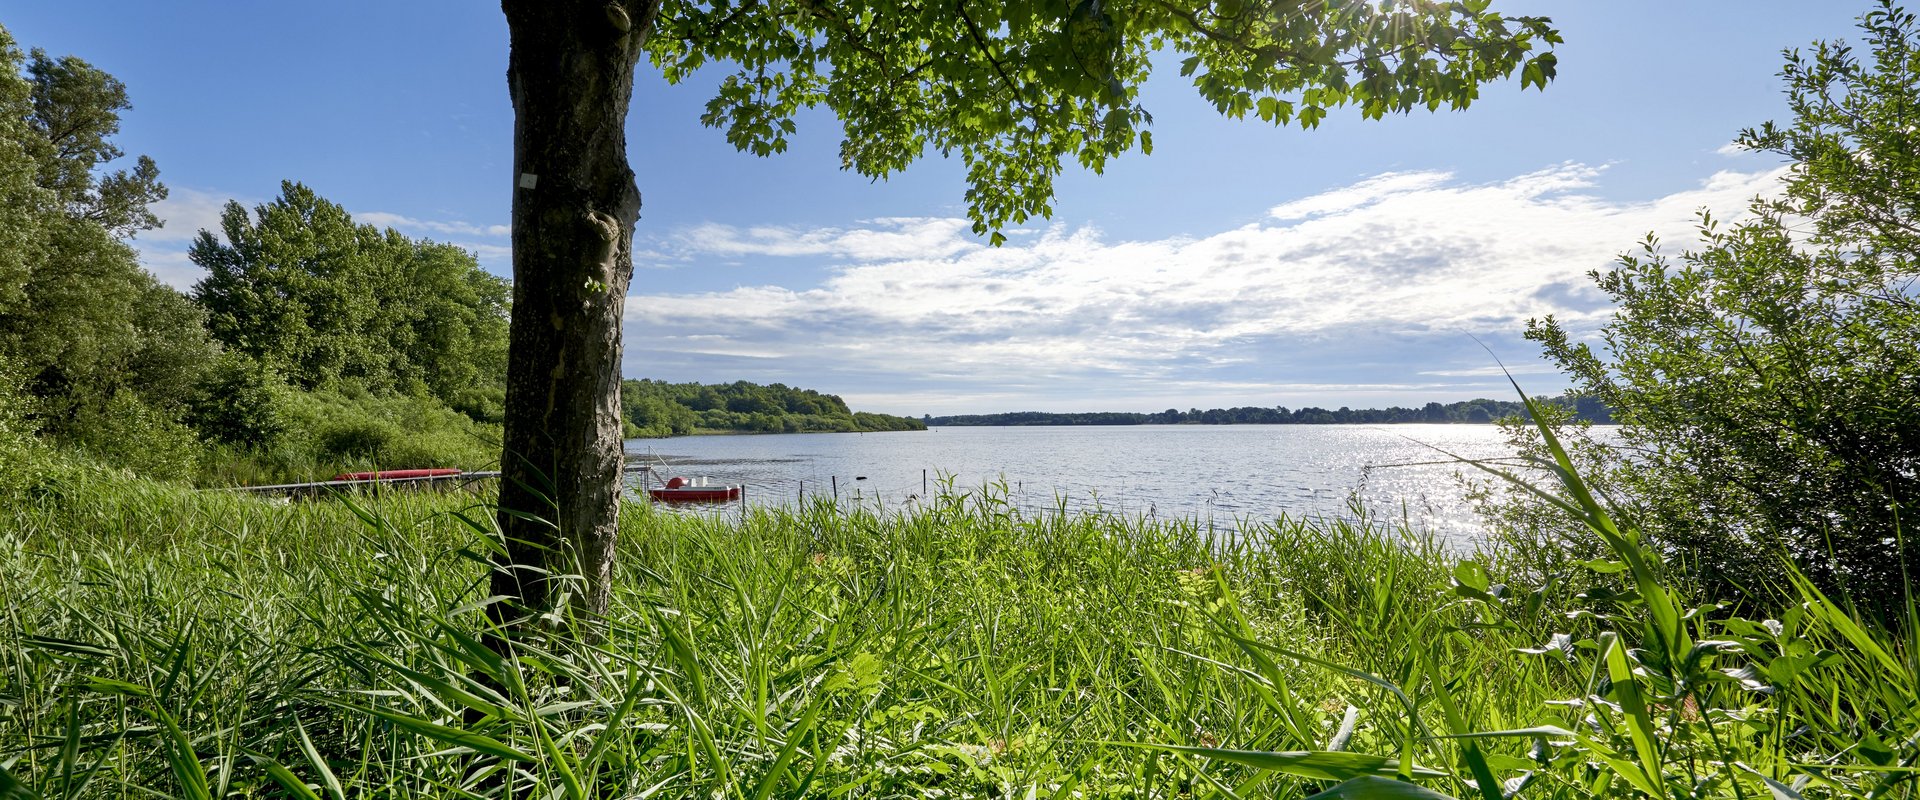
[623,424,1540,542]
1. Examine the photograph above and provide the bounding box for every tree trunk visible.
[495,0,657,622]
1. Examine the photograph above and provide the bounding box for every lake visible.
[624,424,1543,543]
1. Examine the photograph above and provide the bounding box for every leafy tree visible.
[185,353,288,447]
[0,28,214,454]
[23,47,166,237]
[191,184,390,389]
[619,377,914,435]
[189,182,509,412]
[493,0,1561,619]
[1524,1,1919,612]
[0,30,50,320]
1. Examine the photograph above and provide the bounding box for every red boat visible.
[330,468,463,482]
[646,474,742,503]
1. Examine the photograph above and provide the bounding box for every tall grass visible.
[1,436,1915,797]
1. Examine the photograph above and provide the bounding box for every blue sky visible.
[3,2,1869,414]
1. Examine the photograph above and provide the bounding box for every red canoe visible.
[331,468,464,482]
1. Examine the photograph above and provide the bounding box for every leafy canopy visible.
[649,0,1559,242]
[0,24,213,453]
[190,182,511,416]
[1524,0,1920,611]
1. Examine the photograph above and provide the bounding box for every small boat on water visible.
[648,475,743,503]
[330,468,463,482]
[634,463,743,503]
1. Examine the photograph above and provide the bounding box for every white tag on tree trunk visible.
[518,173,539,189]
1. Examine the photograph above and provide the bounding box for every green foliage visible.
[0,29,51,320]
[201,388,501,485]
[0,21,223,486]
[1522,2,1920,612]
[184,353,287,447]
[2,444,1914,798]
[189,181,509,412]
[67,390,203,479]
[620,378,925,436]
[650,0,1559,238]
[22,45,167,238]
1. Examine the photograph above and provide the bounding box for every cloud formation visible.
[354,211,511,238]
[623,162,1787,413]
[125,164,1788,415]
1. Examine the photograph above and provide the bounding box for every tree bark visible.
[495,0,658,622]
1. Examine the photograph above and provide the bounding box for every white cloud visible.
[1266,171,1454,221]
[676,217,981,261]
[130,187,249,288]
[1418,364,1563,378]
[355,211,510,238]
[137,187,236,243]
[622,162,1788,413]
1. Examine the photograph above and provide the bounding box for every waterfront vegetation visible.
[5,2,1920,798]
[3,409,1917,798]
[620,379,925,438]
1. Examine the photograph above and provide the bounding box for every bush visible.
[1516,4,1920,612]
[185,353,288,447]
[192,388,500,485]
[67,391,204,480]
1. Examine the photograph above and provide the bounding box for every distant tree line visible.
[925,395,1612,427]
[621,379,925,437]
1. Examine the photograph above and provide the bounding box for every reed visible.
[1,444,1913,798]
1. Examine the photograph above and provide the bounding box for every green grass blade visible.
[750,694,824,800]
[1305,775,1461,800]
[1112,743,1445,781]
[1602,634,1664,795]
[247,754,323,800]
[0,762,40,800]
[149,709,213,800]
[320,699,535,762]
[293,716,346,800]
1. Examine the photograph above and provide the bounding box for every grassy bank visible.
[2,466,1916,798]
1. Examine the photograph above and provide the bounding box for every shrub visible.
[67,391,203,479]
[185,352,288,447]
[1515,4,1920,612]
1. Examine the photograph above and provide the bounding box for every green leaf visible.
[247,755,323,800]
[1305,775,1461,800]
[293,716,346,800]
[79,676,151,698]
[1437,726,1577,740]
[321,700,535,762]
[1602,635,1663,790]
[1114,743,1444,781]
[1735,763,1806,800]
[0,762,41,800]
[150,709,213,800]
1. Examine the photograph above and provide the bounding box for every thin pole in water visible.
[831,475,838,502]
[923,469,928,495]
